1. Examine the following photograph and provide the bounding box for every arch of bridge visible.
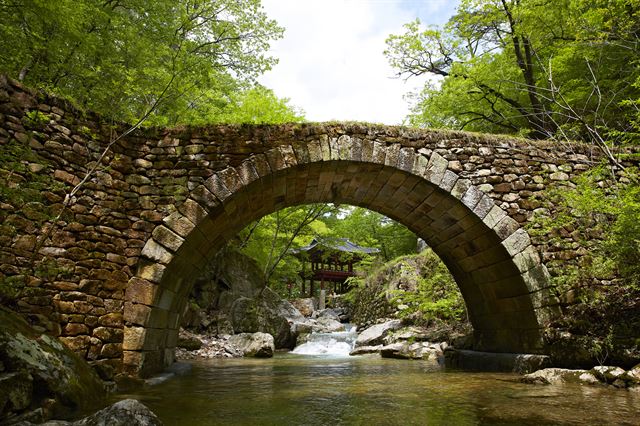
[123,138,556,377]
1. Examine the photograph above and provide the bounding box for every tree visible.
[321,207,418,262]
[385,0,640,146]
[0,0,284,125]
[234,204,336,293]
[215,86,305,124]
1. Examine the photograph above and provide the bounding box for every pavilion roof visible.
[292,237,379,256]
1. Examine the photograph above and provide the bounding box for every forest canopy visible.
[0,0,303,125]
[385,0,640,149]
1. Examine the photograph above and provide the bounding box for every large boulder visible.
[228,333,274,358]
[521,368,591,385]
[74,399,162,425]
[355,320,402,347]
[230,288,305,349]
[34,399,163,426]
[290,298,316,317]
[0,307,106,423]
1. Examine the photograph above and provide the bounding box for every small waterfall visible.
[292,324,358,356]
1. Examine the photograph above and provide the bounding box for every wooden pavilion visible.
[291,237,379,297]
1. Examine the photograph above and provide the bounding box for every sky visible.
[259,0,460,125]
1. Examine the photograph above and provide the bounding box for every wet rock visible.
[355,320,402,347]
[72,399,162,425]
[622,364,640,384]
[591,365,626,383]
[380,341,444,361]
[228,332,274,358]
[521,368,589,385]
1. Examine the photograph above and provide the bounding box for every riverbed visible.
[113,354,640,425]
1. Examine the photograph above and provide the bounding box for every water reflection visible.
[117,354,640,425]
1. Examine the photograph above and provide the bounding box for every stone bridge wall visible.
[0,76,634,378]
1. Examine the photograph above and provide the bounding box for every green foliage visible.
[234,204,336,294]
[320,207,418,261]
[389,250,465,324]
[348,250,465,326]
[386,0,640,145]
[215,86,305,125]
[232,204,420,299]
[0,0,287,125]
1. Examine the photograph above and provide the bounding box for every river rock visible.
[0,307,106,423]
[622,364,640,384]
[349,345,383,356]
[311,317,345,333]
[591,365,626,383]
[228,332,275,358]
[71,399,162,425]
[521,368,590,385]
[380,341,443,361]
[290,298,316,317]
[355,319,402,347]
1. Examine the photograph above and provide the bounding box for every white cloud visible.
[259,0,458,125]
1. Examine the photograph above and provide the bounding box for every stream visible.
[110,329,640,425]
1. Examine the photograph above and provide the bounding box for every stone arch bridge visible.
[0,77,608,378]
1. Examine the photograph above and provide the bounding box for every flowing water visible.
[110,331,640,426]
[291,324,358,356]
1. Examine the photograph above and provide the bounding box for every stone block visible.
[162,211,195,238]
[461,186,484,210]
[501,228,532,257]
[141,238,173,264]
[439,170,459,192]
[122,326,146,351]
[152,225,184,252]
[136,261,166,284]
[306,140,322,162]
[483,205,508,229]
[124,302,152,326]
[99,312,123,327]
[424,152,448,186]
[178,199,207,225]
[204,174,232,202]
[371,141,386,164]
[397,147,415,172]
[237,158,260,185]
[493,215,521,240]
[337,135,352,160]
[125,277,159,305]
[384,143,401,167]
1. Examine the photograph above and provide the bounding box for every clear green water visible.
[115,354,640,425]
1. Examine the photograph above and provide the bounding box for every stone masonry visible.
[1,76,636,378]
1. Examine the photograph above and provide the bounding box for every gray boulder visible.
[380,341,444,361]
[521,368,590,385]
[70,399,162,425]
[228,333,275,358]
[230,288,305,349]
[355,320,402,347]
